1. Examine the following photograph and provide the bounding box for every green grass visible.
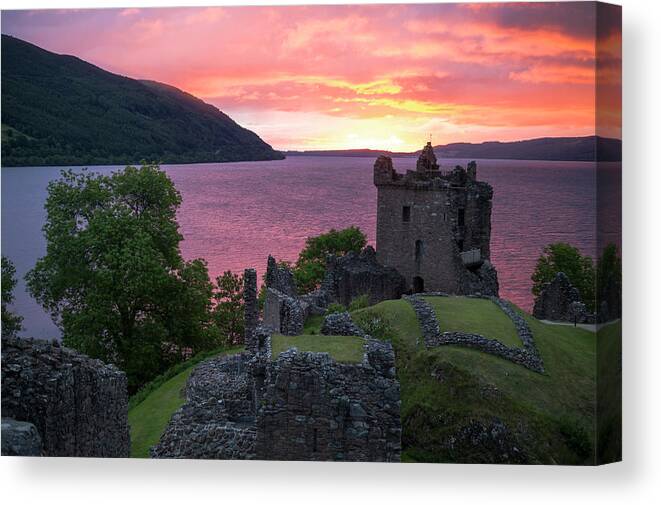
[350,297,598,464]
[303,314,324,334]
[271,334,365,363]
[423,296,521,347]
[597,320,622,463]
[128,347,242,458]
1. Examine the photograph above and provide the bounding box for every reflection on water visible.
[2,156,620,339]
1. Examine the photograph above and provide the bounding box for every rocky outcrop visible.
[1,418,42,456]
[533,272,583,322]
[1,336,130,457]
[324,246,406,306]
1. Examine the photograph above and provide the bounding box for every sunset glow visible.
[1,2,622,151]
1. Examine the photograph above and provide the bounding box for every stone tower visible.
[373,143,498,295]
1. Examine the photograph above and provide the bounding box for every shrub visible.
[531,242,595,311]
[354,310,395,341]
[293,226,367,294]
[348,294,370,311]
[558,416,592,462]
[325,302,346,315]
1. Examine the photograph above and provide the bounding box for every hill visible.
[286,136,621,162]
[1,35,284,167]
[434,136,621,162]
[129,296,607,463]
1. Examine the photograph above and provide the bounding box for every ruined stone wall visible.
[532,272,583,322]
[263,288,307,335]
[324,246,406,306]
[244,268,259,353]
[151,353,258,460]
[1,337,130,457]
[256,341,401,462]
[153,334,401,462]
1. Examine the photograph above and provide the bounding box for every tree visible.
[2,256,24,338]
[213,271,245,345]
[531,242,596,311]
[293,226,367,293]
[596,243,622,319]
[26,164,217,391]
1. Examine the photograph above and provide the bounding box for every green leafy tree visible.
[596,243,622,319]
[213,270,245,345]
[293,226,367,293]
[26,164,217,391]
[2,256,24,337]
[531,242,596,311]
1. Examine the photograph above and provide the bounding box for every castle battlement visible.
[373,142,498,296]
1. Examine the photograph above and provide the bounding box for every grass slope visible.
[352,297,600,464]
[128,348,241,458]
[271,334,364,363]
[424,296,521,347]
[127,296,606,464]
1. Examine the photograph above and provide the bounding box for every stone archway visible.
[412,276,425,293]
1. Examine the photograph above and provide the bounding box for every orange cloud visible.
[1,2,620,151]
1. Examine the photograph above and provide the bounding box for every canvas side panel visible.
[595,1,622,465]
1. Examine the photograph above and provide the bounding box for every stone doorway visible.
[413,276,425,293]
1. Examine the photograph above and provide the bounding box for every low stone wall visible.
[1,336,130,457]
[405,295,544,373]
[321,311,367,337]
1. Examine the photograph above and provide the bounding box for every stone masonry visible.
[323,246,407,306]
[374,143,498,296]
[256,341,401,462]
[263,248,407,337]
[1,336,130,457]
[152,326,401,461]
[533,272,583,322]
[243,268,259,353]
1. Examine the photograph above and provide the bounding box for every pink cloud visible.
[1,2,620,151]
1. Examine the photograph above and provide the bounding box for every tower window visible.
[458,208,465,226]
[402,205,411,222]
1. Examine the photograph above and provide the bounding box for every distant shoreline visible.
[285,135,622,163]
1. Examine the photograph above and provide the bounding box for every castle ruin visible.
[374,142,499,296]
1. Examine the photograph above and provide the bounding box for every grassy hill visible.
[128,296,607,463]
[1,35,284,167]
[353,297,599,464]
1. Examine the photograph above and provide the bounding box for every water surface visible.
[2,156,619,339]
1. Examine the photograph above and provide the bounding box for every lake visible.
[1,156,620,339]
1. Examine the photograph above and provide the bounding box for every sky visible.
[1,2,621,151]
